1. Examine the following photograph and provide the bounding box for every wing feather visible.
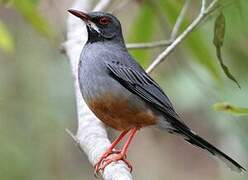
[105,62,179,120]
[105,61,246,173]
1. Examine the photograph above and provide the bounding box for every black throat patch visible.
[86,26,105,44]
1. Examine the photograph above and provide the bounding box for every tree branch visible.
[146,0,219,73]
[126,40,172,49]
[126,0,190,50]
[65,0,133,179]
[170,0,190,41]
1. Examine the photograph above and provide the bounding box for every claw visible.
[93,128,137,177]
[94,149,122,176]
[94,152,132,176]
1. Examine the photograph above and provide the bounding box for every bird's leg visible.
[94,130,129,175]
[95,128,137,175]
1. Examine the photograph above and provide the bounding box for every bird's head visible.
[68,10,124,43]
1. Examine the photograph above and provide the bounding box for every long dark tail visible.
[167,117,246,173]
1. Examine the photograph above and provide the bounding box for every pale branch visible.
[126,40,172,49]
[170,0,190,40]
[206,0,219,13]
[113,1,217,52]
[65,0,133,179]
[126,0,190,50]
[66,129,80,145]
[146,0,219,73]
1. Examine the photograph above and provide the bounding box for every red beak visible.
[68,9,90,21]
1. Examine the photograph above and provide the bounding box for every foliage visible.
[214,102,248,116]
[129,0,248,117]
[213,12,240,88]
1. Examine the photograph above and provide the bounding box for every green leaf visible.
[214,102,248,116]
[213,13,225,47]
[10,0,55,40]
[0,20,14,53]
[213,12,241,88]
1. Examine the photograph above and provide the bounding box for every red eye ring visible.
[99,17,110,25]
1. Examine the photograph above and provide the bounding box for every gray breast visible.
[77,41,167,130]
[78,42,135,104]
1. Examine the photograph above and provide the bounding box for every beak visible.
[68,9,91,21]
[68,9,100,33]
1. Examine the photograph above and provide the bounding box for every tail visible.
[167,117,246,173]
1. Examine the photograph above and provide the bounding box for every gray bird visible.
[68,9,246,175]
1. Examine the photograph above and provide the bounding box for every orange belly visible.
[88,93,158,131]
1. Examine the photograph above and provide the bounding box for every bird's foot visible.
[94,149,121,176]
[94,128,137,177]
[94,151,132,177]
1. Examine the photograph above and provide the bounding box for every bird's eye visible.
[99,17,110,25]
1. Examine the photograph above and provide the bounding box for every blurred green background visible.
[0,0,247,179]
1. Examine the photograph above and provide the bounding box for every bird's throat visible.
[86,26,105,43]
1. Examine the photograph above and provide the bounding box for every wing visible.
[105,62,246,173]
[105,61,180,120]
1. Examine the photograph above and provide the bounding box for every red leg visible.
[121,128,137,155]
[94,130,129,174]
[105,130,129,153]
[95,128,137,175]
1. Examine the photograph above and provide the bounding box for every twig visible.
[126,0,190,50]
[127,40,172,49]
[206,0,219,13]
[66,129,79,144]
[65,0,133,179]
[170,0,190,40]
[146,0,219,73]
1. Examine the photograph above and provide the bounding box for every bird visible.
[68,9,246,176]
